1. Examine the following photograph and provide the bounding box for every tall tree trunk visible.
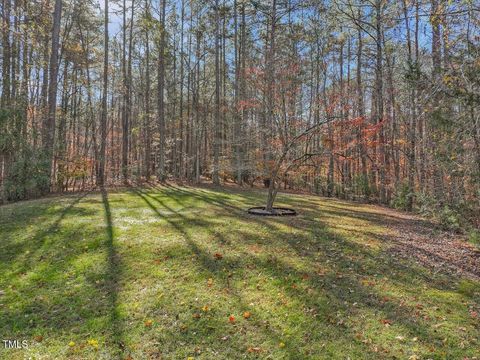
[144,0,151,179]
[121,0,128,182]
[157,0,167,181]
[178,0,185,178]
[356,11,368,198]
[233,0,242,184]
[212,0,221,185]
[265,0,277,184]
[11,0,18,104]
[403,0,416,211]
[431,0,444,201]
[194,26,201,183]
[98,0,108,186]
[375,0,386,203]
[56,61,69,191]
[1,0,11,106]
[239,3,247,183]
[127,0,134,179]
[42,0,62,192]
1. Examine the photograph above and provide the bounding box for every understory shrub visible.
[391,182,412,211]
[416,192,477,234]
[4,148,50,201]
[468,229,480,247]
[353,174,371,198]
[437,205,461,232]
[415,191,436,217]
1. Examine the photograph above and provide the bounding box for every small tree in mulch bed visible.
[242,42,346,216]
[249,116,341,216]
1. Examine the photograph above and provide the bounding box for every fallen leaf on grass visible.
[144,319,153,327]
[34,335,43,342]
[361,279,376,287]
[207,278,213,287]
[243,311,251,319]
[193,313,201,319]
[247,347,262,353]
[380,319,392,327]
[214,253,223,260]
[202,305,210,312]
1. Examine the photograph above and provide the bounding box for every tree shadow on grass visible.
[131,188,328,358]
[291,196,437,234]
[0,193,90,273]
[149,184,281,234]
[146,184,470,295]
[132,188,228,274]
[0,190,126,359]
[101,188,125,356]
[287,197,480,282]
[228,220,452,338]
[132,187,390,357]
[134,185,478,358]
[236,225,474,357]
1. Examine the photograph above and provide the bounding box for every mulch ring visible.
[247,207,297,216]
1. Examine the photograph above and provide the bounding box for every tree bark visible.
[42,0,62,192]
[144,0,151,180]
[356,10,368,198]
[121,0,128,182]
[98,0,108,186]
[1,0,11,106]
[212,0,221,185]
[157,0,167,181]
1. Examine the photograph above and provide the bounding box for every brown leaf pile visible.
[380,209,480,280]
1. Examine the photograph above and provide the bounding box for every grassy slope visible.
[0,185,478,359]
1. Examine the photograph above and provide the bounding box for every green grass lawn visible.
[0,185,478,359]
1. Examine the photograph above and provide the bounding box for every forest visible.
[0,0,478,223]
[0,0,479,359]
